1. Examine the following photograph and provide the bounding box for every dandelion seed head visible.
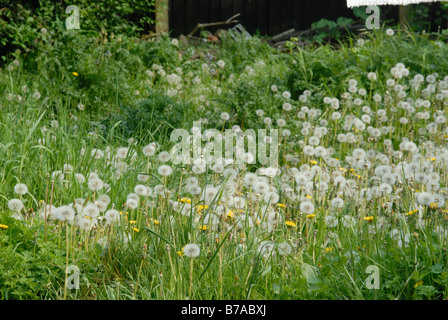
[184,243,200,258]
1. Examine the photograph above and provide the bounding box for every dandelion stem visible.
[168,249,177,282]
[134,259,144,299]
[219,245,223,299]
[49,180,55,240]
[44,174,50,243]
[64,221,69,300]
[189,257,194,298]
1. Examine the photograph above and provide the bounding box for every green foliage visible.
[106,89,192,141]
[310,17,355,43]
[0,216,89,299]
[287,29,448,98]
[0,0,156,61]
[405,3,448,33]
[353,6,369,20]
[311,19,339,30]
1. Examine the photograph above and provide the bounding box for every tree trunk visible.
[156,0,169,34]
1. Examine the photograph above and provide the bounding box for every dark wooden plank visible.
[256,0,268,35]
[169,0,361,38]
[198,0,210,23]
[220,0,233,22]
[205,0,224,34]
[168,0,173,33]
[170,0,187,36]
[232,0,245,23]
[202,0,208,21]
[244,0,257,34]
[292,0,305,30]
[327,0,338,20]
[303,0,320,28]
[210,0,222,23]
[268,0,281,36]
[185,0,197,35]
[280,0,294,33]
[317,0,327,26]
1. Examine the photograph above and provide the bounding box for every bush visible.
[0,0,156,62]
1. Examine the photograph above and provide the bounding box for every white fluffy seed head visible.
[183,243,200,258]
[88,178,103,191]
[8,198,24,212]
[14,183,28,195]
[158,165,173,176]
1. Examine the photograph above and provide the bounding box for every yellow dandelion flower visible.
[306,195,312,199]
[0,224,9,229]
[323,247,333,253]
[429,203,438,209]
[199,225,207,230]
[129,220,137,224]
[72,72,79,76]
[277,203,286,208]
[133,228,139,232]
[415,281,423,288]
[196,205,209,212]
[306,214,316,219]
[153,220,159,225]
[285,220,296,227]
[364,216,374,222]
[310,160,318,165]
[227,210,234,218]
[179,198,192,204]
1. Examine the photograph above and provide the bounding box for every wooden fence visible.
[168,0,362,36]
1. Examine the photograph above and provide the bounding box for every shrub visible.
[0,0,156,62]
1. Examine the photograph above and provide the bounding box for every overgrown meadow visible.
[1,26,448,300]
